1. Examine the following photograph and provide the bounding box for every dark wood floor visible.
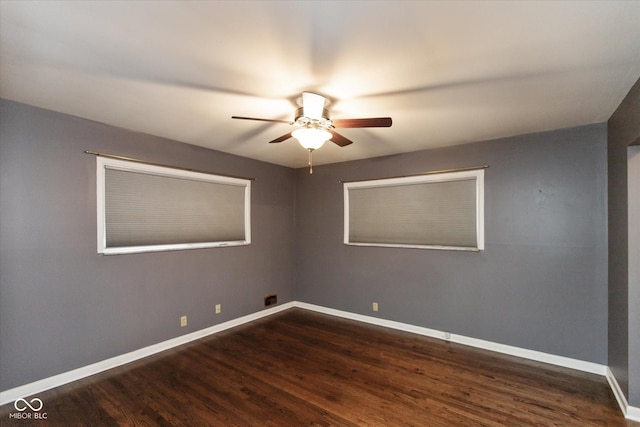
[1,308,635,426]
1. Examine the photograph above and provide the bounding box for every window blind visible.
[97,157,250,254]
[344,170,484,251]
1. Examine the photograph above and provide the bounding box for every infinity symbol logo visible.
[14,398,44,412]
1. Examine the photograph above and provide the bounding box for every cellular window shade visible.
[104,168,247,248]
[348,178,478,248]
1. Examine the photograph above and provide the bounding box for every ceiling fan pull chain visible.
[308,149,314,174]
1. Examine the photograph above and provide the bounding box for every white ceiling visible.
[1,1,639,168]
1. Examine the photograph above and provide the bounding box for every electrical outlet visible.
[215,304,221,314]
[180,315,187,327]
[444,332,451,340]
[372,302,379,312]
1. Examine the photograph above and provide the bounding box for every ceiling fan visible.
[232,92,392,173]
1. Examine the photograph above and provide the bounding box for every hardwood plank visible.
[0,309,636,426]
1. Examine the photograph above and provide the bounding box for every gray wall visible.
[629,147,640,406]
[295,124,608,364]
[0,99,296,391]
[0,96,616,395]
[607,77,640,406]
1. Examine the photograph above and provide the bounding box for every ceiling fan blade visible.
[268,132,293,144]
[232,116,292,124]
[333,117,392,128]
[329,130,354,147]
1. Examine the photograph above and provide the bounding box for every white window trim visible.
[343,169,484,251]
[96,157,251,255]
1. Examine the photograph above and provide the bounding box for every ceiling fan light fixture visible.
[292,128,331,150]
[231,91,392,168]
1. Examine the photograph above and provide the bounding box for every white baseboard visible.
[606,367,640,422]
[0,302,294,406]
[606,367,628,417]
[2,300,635,422]
[628,406,640,422]
[295,302,607,375]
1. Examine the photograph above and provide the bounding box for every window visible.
[96,157,251,254]
[344,169,484,251]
